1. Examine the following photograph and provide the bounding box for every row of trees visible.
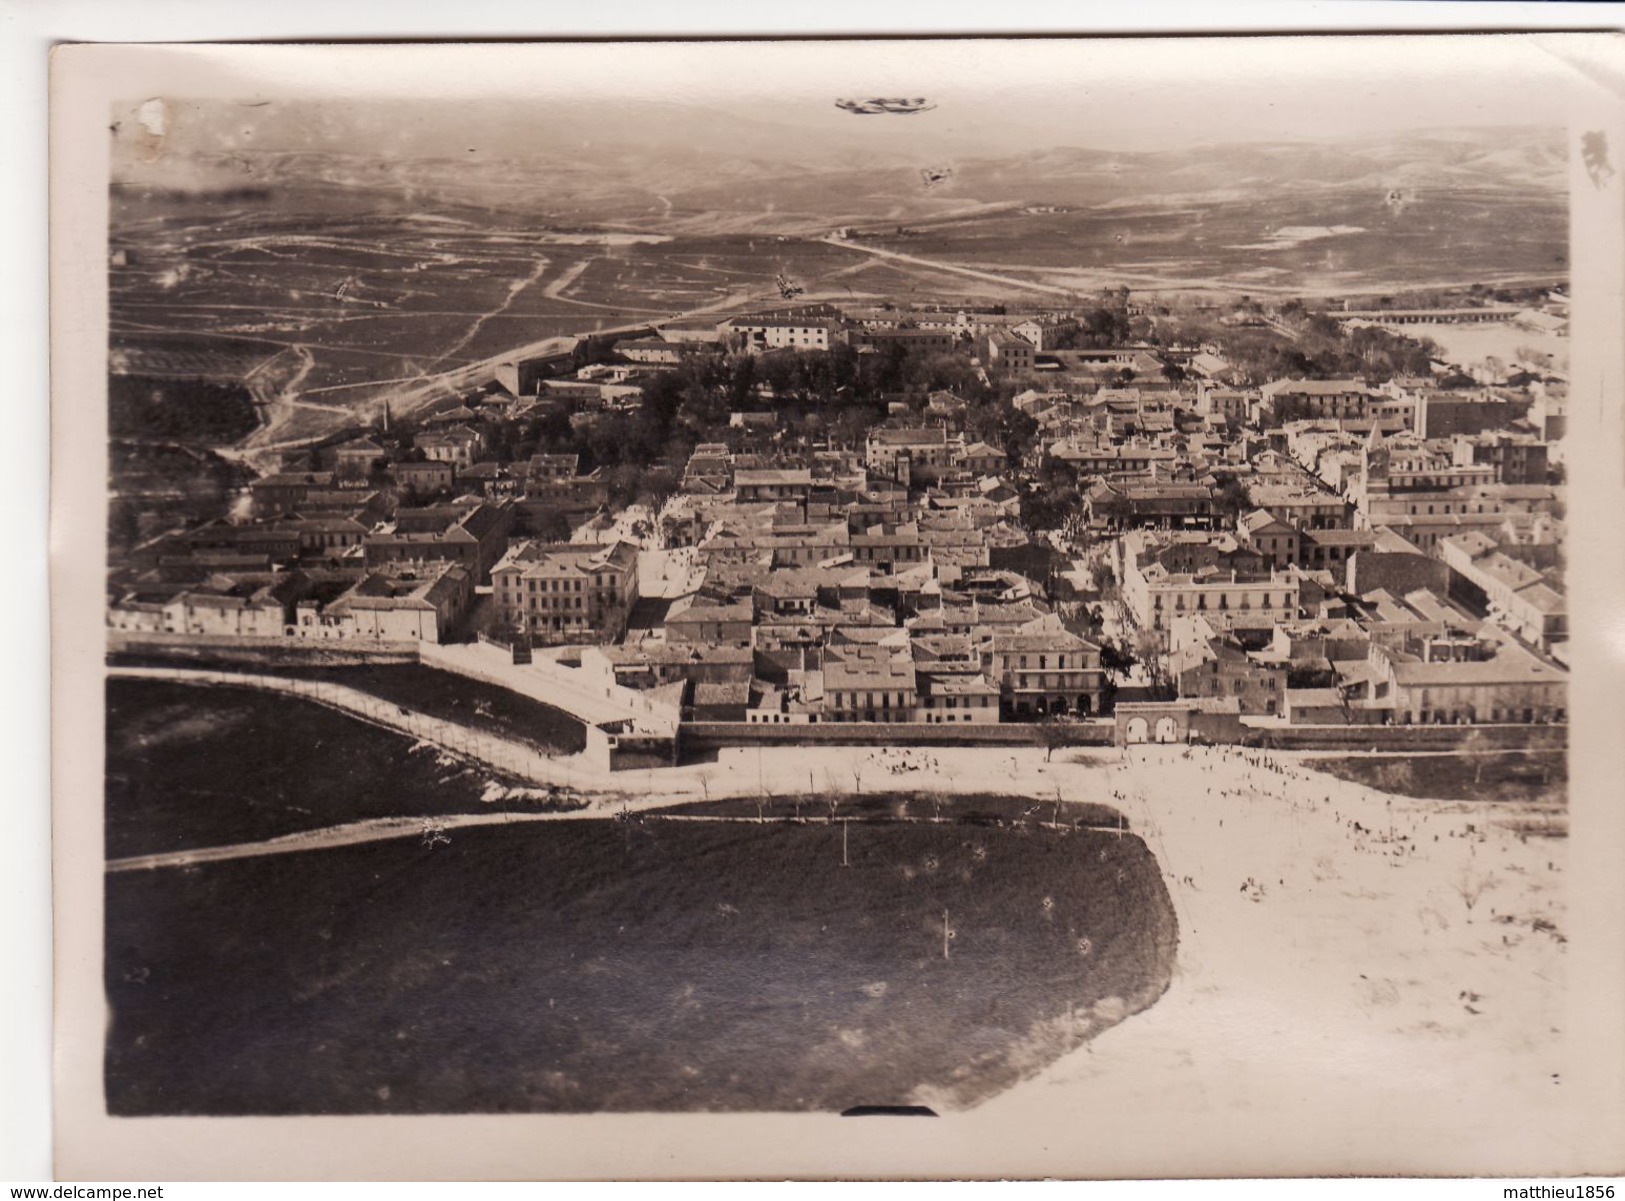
[1152,310,1440,386]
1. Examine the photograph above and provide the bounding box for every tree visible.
[1461,726,1489,785]
[1373,760,1416,795]
[1034,717,1080,763]
[1452,861,1500,913]
[1099,638,1134,676]
[1133,628,1171,697]
[1211,474,1251,521]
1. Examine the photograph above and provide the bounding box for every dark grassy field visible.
[107,661,588,757]
[105,817,1177,1114]
[106,678,583,859]
[1303,750,1566,805]
[253,663,589,756]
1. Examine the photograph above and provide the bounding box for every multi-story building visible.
[822,651,919,723]
[363,500,514,582]
[490,540,640,645]
[293,562,472,643]
[282,516,369,559]
[1412,390,1533,439]
[1172,636,1287,716]
[114,572,306,638]
[912,634,1001,724]
[1085,480,1217,531]
[331,437,386,481]
[724,305,843,353]
[1243,479,1350,530]
[527,453,579,483]
[1011,316,1079,353]
[1439,532,1567,650]
[865,427,957,487]
[249,471,336,518]
[981,619,1104,718]
[415,424,483,466]
[849,523,927,572]
[956,440,1005,477]
[1260,379,1374,422]
[392,460,456,494]
[1200,387,1254,424]
[665,600,754,647]
[615,337,685,365]
[1124,558,1300,638]
[984,333,1035,375]
[850,328,960,355]
[1049,441,1179,477]
[1297,528,1377,573]
[1357,431,1497,493]
[1452,432,1550,485]
[734,468,814,504]
[1237,509,1300,569]
[1345,635,1567,725]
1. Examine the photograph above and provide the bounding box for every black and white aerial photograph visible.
[43,30,1625,1184]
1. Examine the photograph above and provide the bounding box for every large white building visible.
[723,305,842,353]
[1124,559,1301,638]
[491,540,640,644]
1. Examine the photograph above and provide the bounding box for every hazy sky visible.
[109,35,1607,169]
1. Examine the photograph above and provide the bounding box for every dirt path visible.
[541,257,593,300]
[106,809,589,872]
[821,236,1082,297]
[429,256,553,367]
[105,807,1133,873]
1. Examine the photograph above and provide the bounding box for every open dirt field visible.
[862,192,1567,299]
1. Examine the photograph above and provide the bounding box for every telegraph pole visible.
[841,818,849,868]
[942,908,952,960]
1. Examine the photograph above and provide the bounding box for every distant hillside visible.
[112,125,1565,237]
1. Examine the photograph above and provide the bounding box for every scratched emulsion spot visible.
[920,166,952,190]
[1582,131,1615,190]
[124,97,171,164]
[137,98,167,139]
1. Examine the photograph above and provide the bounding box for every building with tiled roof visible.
[822,650,918,723]
[1343,634,1568,725]
[1440,532,1567,650]
[982,615,1104,718]
[363,499,514,582]
[415,424,483,465]
[491,540,639,644]
[294,561,472,643]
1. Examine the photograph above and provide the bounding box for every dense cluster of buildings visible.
[108,293,1568,738]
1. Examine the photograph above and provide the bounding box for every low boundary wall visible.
[680,719,1565,754]
[681,721,1117,752]
[1248,722,1568,752]
[107,631,421,666]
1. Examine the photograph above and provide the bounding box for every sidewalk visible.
[420,640,675,733]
